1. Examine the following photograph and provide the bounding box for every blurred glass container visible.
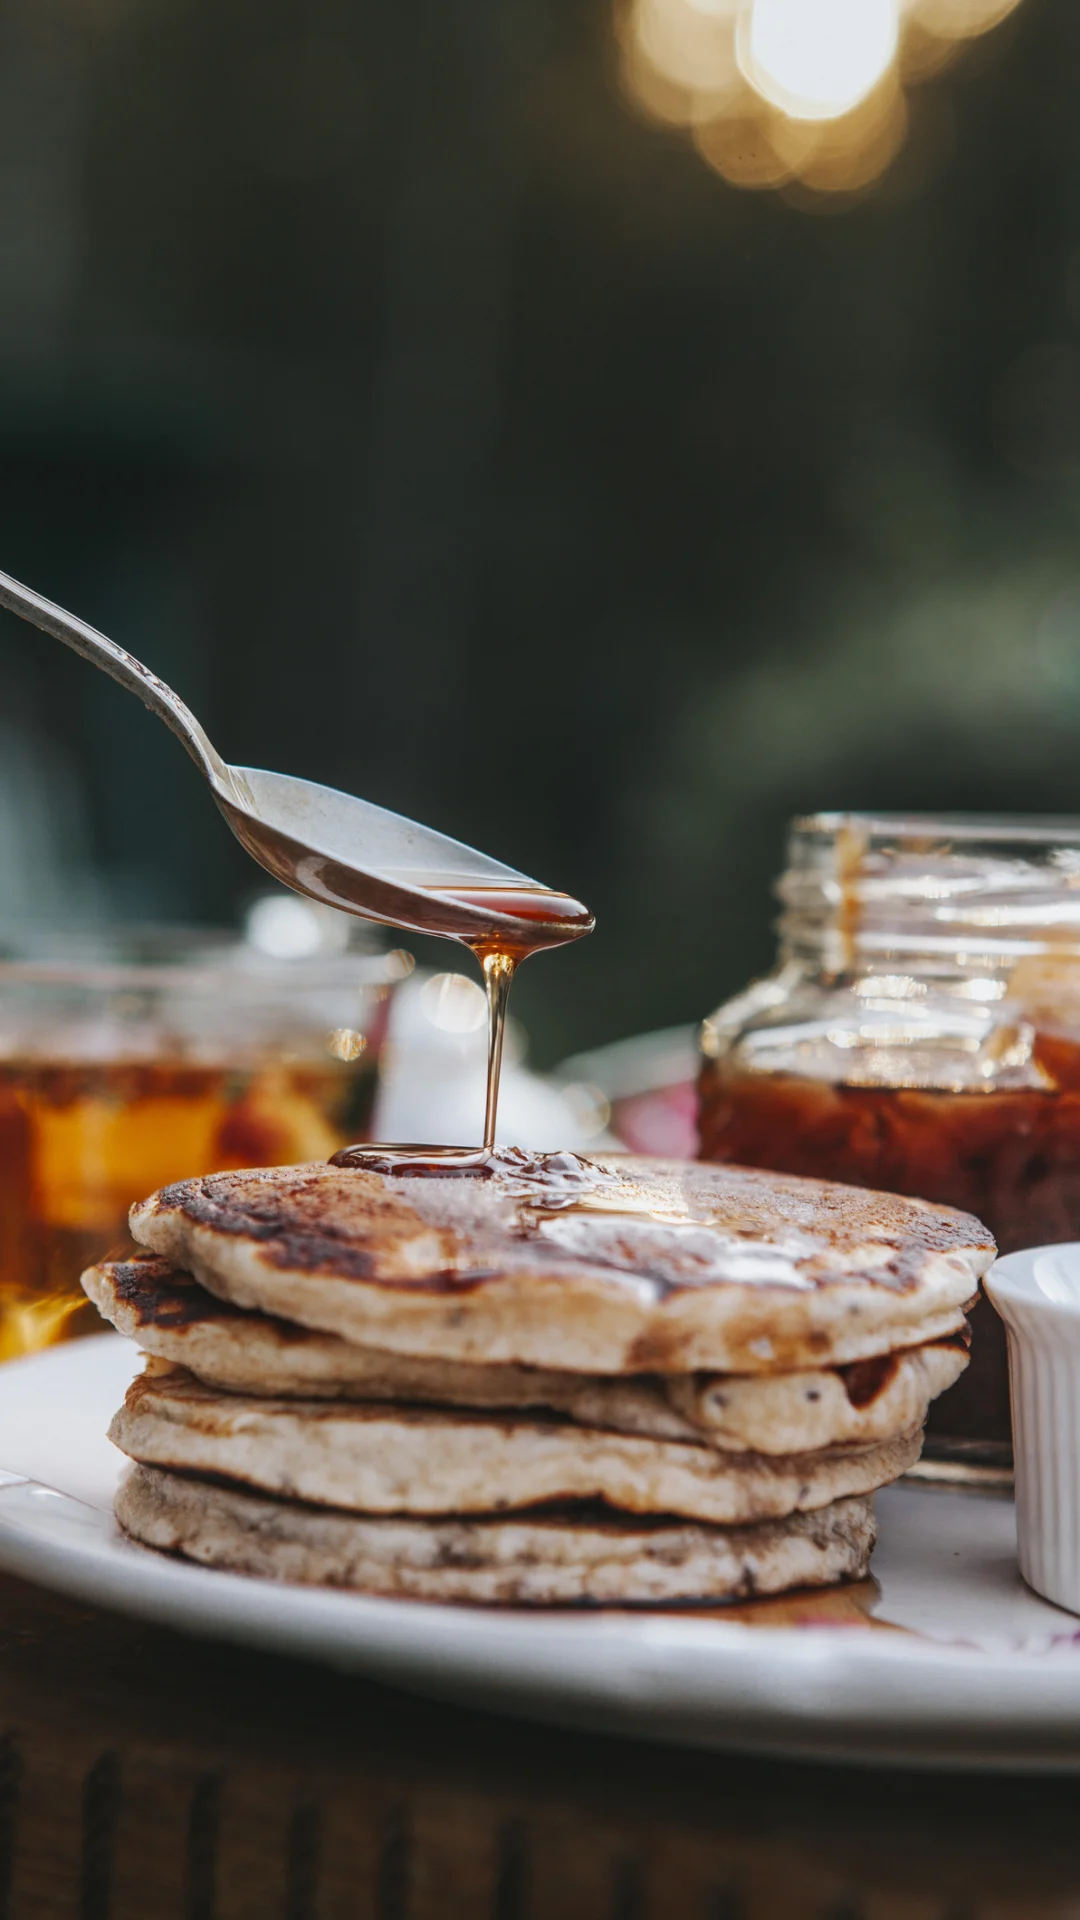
[698,813,1080,1461]
[0,921,409,1359]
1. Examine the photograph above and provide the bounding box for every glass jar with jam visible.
[698,813,1080,1460]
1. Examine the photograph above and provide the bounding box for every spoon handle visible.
[0,566,227,786]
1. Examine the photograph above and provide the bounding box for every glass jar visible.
[0,925,409,1359]
[698,813,1080,1458]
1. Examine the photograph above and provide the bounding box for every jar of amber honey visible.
[698,813,1080,1460]
[0,925,409,1361]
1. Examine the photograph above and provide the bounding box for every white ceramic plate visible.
[0,1335,1079,1771]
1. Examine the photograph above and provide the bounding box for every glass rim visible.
[780,812,1080,967]
[795,811,1080,848]
[0,952,413,993]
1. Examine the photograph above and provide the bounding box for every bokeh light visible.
[420,972,488,1034]
[739,0,899,122]
[907,0,1022,40]
[790,78,909,195]
[694,107,801,188]
[619,0,1025,198]
[633,0,741,94]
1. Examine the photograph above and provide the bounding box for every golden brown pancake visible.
[109,1364,921,1525]
[84,1253,969,1455]
[116,1464,877,1605]
[128,1151,992,1374]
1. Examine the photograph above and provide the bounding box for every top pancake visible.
[128,1149,992,1374]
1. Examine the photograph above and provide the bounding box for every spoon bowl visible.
[215,765,580,942]
[0,568,593,948]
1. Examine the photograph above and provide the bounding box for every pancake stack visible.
[83,1151,993,1606]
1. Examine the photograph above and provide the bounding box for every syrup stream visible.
[336,881,592,1165]
[439,882,592,1152]
[478,950,516,1152]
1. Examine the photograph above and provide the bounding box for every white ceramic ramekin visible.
[986,1243,1080,1615]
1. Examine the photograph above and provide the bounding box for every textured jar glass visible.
[0,926,408,1359]
[698,813,1080,1456]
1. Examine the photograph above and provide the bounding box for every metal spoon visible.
[0,567,593,949]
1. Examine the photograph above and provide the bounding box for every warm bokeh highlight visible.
[619,0,1025,196]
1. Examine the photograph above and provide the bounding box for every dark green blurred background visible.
[0,0,1077,1062]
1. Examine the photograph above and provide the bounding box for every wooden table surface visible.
[0,1569,1075,1919]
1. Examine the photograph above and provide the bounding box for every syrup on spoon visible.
[0,567,595,1155]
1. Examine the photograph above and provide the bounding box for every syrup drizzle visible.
[437,883,592,1153]
[334,879,592,1167]
[325,1145,962,1309]
[326,1144,697,1228]
[326,1143,818,1288]
[332,1142,493,1175]
[330,1143,608,1191]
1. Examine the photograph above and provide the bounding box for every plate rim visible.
[5,1336,1080,1770]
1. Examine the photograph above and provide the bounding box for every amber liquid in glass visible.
[0,1054,379,1358]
